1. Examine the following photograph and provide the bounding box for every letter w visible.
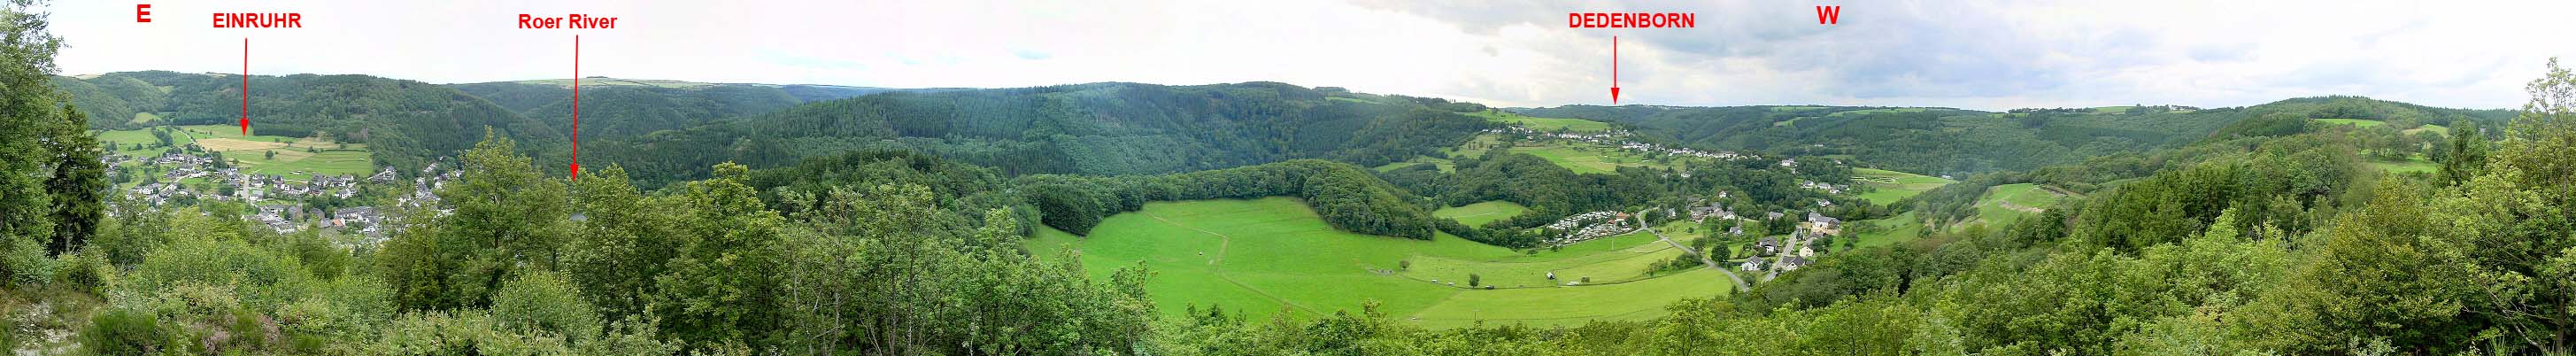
[1816,5,1840,25]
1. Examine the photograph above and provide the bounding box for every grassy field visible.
[1971,183,2065,226]
[95,125,375,177]
[1851,168,1955,205]
[1509,143,1676,174]
[2313,118,2386,128]
[1029,198,1731,329]
[1433,201,1531,226]
[2403,124,2451,135]
[1470,112,1616,132]
[1847,211,1925,248]
[2371,156,2440,174]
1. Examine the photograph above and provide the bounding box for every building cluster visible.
[1798,180,1849,195]
[1542,211,1634,247]
[115,152,363,206]
[1738,211,1846,273]
[1489,125,1755,161]
[110,152,464,244]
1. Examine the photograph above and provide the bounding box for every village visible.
[1485,126,1755,162]
[102,151,459,243]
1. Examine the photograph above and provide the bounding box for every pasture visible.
[1851,167,1955,205]
[1029,198,1732,329]
[1433,201,1531,226]
[2312,118,2386,128]
[1971,183,2065,226]
[1471,112,1617,132]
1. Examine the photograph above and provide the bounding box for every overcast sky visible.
[39,0,2572,111]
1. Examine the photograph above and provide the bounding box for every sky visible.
[39,0,2574,111]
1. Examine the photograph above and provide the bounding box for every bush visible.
[51,251,113,294]
[492,271,601,341]
[81,309,170,356]
[1467,274,1481,287]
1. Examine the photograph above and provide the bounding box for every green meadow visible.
[1971,183,2066,227]
[1851,167,1955,205]
[1030,198,1733,329]
[2312,118,2386,128]
[1433,201,1531,226]
[1470,112,1616,132]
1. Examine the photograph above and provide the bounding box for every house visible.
[1754,236,1782,256]
[1687,201,1735,222]
[1741,257,1766,271]
[1727,225,1745,236]
[1779,256,1812,271]
[1806,212,1843,235]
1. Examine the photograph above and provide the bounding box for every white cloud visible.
[40,0,2574,111]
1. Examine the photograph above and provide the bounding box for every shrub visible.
[492,271,601,341]
[81,309,170,356]
[1467,274,1481,287]
[52,251,113,294]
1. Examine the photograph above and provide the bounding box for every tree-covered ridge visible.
[446,80,905,141]
[579,81,1499,187]
[1518,98,2512,178]
[53,71,566,174]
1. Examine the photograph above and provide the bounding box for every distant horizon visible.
[57,69,2522,112]
[42,0,2569,112]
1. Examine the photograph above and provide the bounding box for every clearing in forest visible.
[1433,201,1531,227]
[1469,112,1616,132]
[1029,197,1731,329]
[1852,167,1955,205]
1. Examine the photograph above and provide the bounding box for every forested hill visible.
[445,78,903,113]
[448,80,923,143]
[576,81,1499,187]
[1520,97,2514,177]
[53,71,565,173]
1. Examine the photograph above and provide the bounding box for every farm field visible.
[1029,198,1731,329]
[1509,143,1674,174]
[2371,156,2440,174]
[1433,201,1531,226]
[95,125,376,177]
[1848,211,1926,249]
[1470,112,1616,132]
[1971,183,2066,227]
[2313,118,2386,128]
[1852,167,1955,205]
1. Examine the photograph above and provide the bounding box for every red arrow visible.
[240,38,249,135]
[570,35,582,179]
[1610,36,1621,104]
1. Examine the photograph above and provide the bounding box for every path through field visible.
[1633,211,1750,292]
[1145,211,1230,267]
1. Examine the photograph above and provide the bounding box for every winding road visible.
[1633,211,1753,292]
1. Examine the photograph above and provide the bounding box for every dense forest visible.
[574,82,1500,186]
[446,80,906,140]
[10,3,2576,354]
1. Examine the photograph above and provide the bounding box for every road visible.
[1633,211,1753,292]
